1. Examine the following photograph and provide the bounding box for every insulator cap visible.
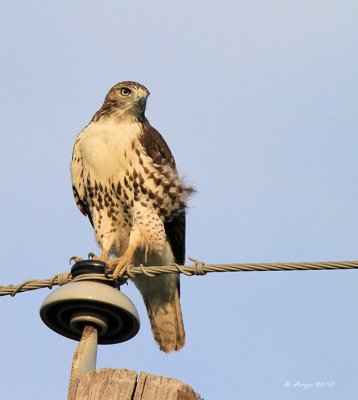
[39,260,140,344]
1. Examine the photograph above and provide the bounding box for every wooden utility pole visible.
[70,368,202,400]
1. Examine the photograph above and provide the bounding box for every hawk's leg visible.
[110,207,167,279]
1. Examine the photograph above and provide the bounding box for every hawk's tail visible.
[133,274,185,353]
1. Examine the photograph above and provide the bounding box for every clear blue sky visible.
[1,1,358,399]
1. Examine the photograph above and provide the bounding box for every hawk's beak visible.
[137,97,146,108]
[136,96,147,114]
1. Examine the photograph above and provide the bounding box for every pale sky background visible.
[1,1,358,399]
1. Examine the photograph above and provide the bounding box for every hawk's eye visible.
[120,87,131,96]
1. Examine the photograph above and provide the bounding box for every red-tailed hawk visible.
[71,81,194,352]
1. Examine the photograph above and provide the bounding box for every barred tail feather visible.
[133,273,185,353]
[147,287,185,352]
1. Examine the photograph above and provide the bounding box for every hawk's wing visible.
[164,216,186,265]
[139,123,186,265]
[71,137,93,226]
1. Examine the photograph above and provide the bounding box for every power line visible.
[1,257,357,297]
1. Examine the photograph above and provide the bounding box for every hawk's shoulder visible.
[139,122,176,169]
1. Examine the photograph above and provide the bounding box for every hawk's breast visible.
[74,118,191,255]
[78,119,142,181]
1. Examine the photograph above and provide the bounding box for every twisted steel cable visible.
[1,257,357,297]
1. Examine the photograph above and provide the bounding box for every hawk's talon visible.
[104,263,115,276]
[69,256,83,265]
[115,277,128,286]
[112,256,130,280]
[104,261,128,286]
[88,252,97,259]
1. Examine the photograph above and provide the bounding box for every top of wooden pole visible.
[71,368,202,400]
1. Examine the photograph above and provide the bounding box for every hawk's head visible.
[95,81,150,122]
